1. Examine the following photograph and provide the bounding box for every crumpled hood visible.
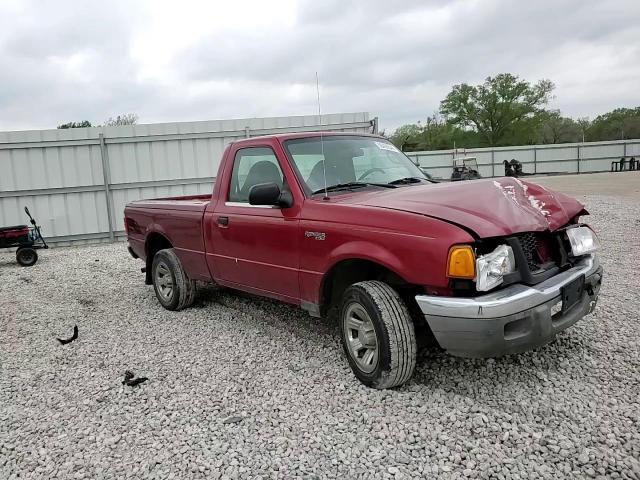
[358,177,587,238]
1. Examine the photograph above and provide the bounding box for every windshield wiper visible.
[388,177,426,185]
[312,182,397,195]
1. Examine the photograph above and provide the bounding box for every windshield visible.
[284,136,427,194]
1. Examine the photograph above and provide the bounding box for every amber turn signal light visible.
[447,245,476,279]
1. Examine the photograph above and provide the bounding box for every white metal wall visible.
[406,139,640,179]
[0,112,373,245]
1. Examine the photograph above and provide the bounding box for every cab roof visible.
[232,131,384,145]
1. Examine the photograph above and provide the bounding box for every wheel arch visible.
[144,231,173,285]
[319,256,423,318]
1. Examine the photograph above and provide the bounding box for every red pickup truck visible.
[125,132,603,389]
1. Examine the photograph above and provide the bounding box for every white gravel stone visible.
[1,193,639,479]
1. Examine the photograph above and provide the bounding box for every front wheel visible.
[340,281,417,389]
[16,247,38,267]
[151,248,195,311]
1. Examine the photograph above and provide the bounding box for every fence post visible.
[577,144,581,174]
[491,149,495,177]
[99,133,115,241]
[244,126,250,138]
[371,116,379,134]
[533,147,537,174]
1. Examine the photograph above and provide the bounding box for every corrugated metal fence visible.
[0,112,374,245]
[406,139,640,179]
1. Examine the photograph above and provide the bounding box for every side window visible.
[228,147,285,203]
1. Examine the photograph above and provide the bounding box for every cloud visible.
[0,0,638,132]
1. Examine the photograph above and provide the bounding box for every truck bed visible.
[127,194,211,212]
[125,193,212,282]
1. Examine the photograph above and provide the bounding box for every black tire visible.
[340,281,417,389]
[16,247,38,267]
[151,248,196,311]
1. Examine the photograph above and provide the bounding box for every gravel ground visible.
[1,192,639,480]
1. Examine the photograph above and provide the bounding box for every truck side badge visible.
[305,231,326,241]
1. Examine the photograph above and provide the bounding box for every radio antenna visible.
[316,72,329,200]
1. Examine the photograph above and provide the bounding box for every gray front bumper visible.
[416,255,603,358]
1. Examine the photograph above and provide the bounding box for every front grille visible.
[516,232,557,273]
[518,233,540,271]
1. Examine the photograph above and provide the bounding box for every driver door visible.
[207,145,301,302]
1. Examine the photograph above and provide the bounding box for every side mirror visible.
[249,183,293,208]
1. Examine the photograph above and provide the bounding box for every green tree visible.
[587,107,640,141]
[576,117,591,143]
[440,73,555,146]
[390,115,479,151]
[57,120,92,129]
[419,115,459,150]
[389,123,422,150]
[104,113,139,126]
[538,110,582,144]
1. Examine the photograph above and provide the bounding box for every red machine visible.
[0,206,48,266]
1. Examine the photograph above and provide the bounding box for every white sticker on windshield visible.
[374,141,400,153]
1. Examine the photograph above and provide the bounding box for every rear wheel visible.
[151,248,195,311]
[16,247,38,267]
[340,281,416,389]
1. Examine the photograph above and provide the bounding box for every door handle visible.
[217,216,229,227]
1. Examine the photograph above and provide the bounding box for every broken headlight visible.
[566,226,600,256]
[476,244,516,292]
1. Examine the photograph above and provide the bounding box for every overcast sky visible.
[0,0,639,133]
